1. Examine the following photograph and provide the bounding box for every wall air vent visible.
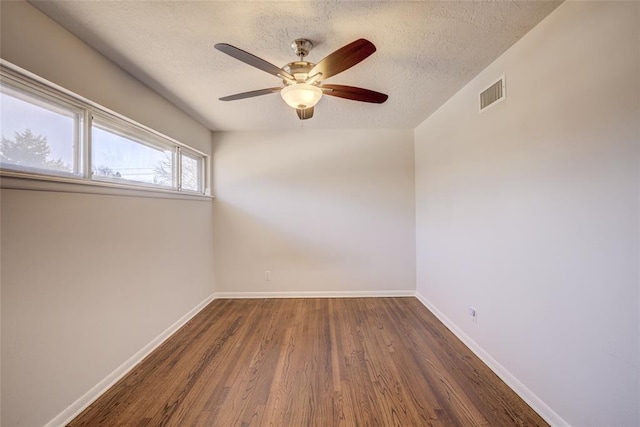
[480,76,505,111]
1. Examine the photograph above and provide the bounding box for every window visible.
[180,150,203,193]
[0,84,82,176]
[92,119,176,189]
[0,62,209,196]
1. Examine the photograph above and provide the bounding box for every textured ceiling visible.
[29,1,561,131]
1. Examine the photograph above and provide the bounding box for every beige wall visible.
[414,2,639,426]
[1,191,214,426]
[212,129,416,295]
[1,2,215,426]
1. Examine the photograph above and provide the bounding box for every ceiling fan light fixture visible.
[216,39,387,120]
[281,83,323,109]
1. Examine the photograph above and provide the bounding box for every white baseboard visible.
[214,290,415,299]
[414,292,569,427]
[44,293,216,427]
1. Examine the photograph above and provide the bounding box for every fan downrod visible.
[290,39,313,60]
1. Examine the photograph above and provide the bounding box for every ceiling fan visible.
[215,38,388,120]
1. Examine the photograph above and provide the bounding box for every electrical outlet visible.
[468,307,477,323]
[264,271,271,281]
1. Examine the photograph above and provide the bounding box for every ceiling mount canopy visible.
[214,38,388,121]
[290,38,313,60]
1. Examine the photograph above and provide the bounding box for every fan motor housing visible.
[283,61,315,83]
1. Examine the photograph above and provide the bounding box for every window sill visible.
[0,171,214,201]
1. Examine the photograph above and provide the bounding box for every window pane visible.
[181,152,202,192]
[0,86,78,174]
[92,124,175,188]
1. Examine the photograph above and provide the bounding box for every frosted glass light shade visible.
[281,84,323,109]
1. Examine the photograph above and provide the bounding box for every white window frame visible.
[0,70,86,178]
[90,113,178,190]
[0,60,211,199]
[179,147,206,194]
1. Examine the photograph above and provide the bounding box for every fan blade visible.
[215,43,294,80]
[322,84,388,104]
[219,87,281,101]
[296,107,314,120]
[309,39,376,81]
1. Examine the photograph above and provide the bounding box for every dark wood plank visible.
[68,298,548,427]
[309,39,376,81]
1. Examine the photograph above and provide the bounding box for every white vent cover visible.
[480,76,505,111]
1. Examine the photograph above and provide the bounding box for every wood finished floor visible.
[69,298,548,426]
